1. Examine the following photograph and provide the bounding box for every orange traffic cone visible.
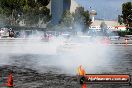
[82,83,87,88]
[125,38,128,47]
[7,71,14,87]
[78,65,87,88]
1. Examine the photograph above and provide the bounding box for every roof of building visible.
[90,20,124,27]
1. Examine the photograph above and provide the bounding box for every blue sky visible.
[76,0,132,20]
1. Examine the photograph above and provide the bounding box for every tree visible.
[74,7,91,25]
[73,7,91,32]
[0,0,51,26]
[74,7,84,23]
[23,6,51,26]
[100,21,107,31]
[83,10,91,26]
[22,0,51,26]
[121,2,132,27]
[0,0,25,15]
[118,15,123,25]
[61,10,73,27]
[26,0,36,8]
[0,0,26,25]
[37,0,50,6]
[100,21,108,36]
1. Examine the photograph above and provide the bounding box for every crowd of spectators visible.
[0,28,15,38]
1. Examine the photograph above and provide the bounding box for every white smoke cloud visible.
[0,28,117,75]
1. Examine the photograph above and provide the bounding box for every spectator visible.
[9,28,15,38]
[0,29,4,37]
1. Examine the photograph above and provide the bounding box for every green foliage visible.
[74,7,85,23]
[26,0,36,8]
[100,21,107,29]
[73,7,91,26]
[60,7,90,32]
[118,15,123,25]
[117,30,132,37]
[0,0,25,18]
[73,7,91,32]
[0,0,25,10]
[0,0,51,26]
[37,0,50,6]
[61,10,73,27]
[121,2,132,27]
[82,10,90,25]
[100,21,108,33]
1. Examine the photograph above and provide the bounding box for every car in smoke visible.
[109,36,120,40]
[41,33,54,42]
[91,36,111,45]
[57,33,71,40]
[56,35,93,53]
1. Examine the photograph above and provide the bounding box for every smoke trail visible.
[0,27,117,75]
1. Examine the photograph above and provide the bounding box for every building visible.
[90,20,117,29]
[51,0,71,24]
[89,20,126,31]
[51,0,65,24]
[51,0,79,25]
[70,0,80,13]
[90,10,97,22]
[89,10,126,31]
[115,26,127,31]
[89,9,127,31]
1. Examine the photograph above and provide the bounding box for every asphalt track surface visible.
[0,39,132,88]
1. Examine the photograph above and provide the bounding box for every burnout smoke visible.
[0,30,116,75]
[55,38,114,74]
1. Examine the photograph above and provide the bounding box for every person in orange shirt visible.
[78,65,86,76]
